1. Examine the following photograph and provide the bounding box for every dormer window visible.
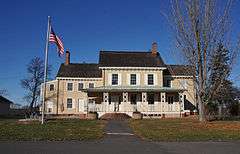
[112,74,118,85]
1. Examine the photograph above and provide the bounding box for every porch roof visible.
[84,86,186,93]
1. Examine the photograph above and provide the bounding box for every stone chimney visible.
[151,42,158,56]
[65,51,70,65]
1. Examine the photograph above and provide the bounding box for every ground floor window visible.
[67,98,73,108]
[147,93,154,104]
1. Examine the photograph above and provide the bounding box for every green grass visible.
[130,118,240,141]
[0,119,105,141]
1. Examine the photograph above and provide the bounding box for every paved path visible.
[0,120,240,154]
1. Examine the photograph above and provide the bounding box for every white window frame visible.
[67,82,73,91]
[89,83,94,88]
[78,82,84,91]
[130,74,137,85]
[147,74,154,85]
[49,84,54,91]
[67,98,73,109]
[109,73,121,86]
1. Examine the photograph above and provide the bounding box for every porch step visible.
[100,113,131,120]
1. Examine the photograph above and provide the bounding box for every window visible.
[67,98,72,108]
[167,96,174,104]
[89,83,94,88]
[78,83,84,91]
[147,93,155,104]
[148,74,154,85]
[166,79,171,87]
[112,74,118,85]
[67,83,73,91]
[49,84,54,91]
[130,74,136,85]
[130,94,137,104]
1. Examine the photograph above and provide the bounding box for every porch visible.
[81,86,185,118]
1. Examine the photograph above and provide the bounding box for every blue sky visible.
[0,0,240,105]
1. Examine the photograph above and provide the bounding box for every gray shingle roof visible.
[166,65,194,76]
[56,63,101,78]
[0,96,13,104]
[99,51,165,67]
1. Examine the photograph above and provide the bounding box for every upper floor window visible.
[67,83,73,91]
[112,74,118,85]
[78,83,84,91]
[49,84,54,91]
[148,74,154,85]
[130,74,136,85]
[166,79,171,87]
[67,98,72,108]
[89,83,94,88]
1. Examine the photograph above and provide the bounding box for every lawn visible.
[130,118,240,141]
[0,119,105,141]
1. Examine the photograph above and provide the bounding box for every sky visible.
[0,0,240,105]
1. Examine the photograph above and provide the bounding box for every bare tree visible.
[0,89,8,96]
[168,0,238,121]
[21,57,51,114]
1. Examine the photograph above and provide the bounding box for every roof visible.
[99,51,165,67]
[166,65,194,76]
[56,63,101,78]
[0,96,13,104]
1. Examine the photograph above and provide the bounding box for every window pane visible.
[67,98,72,108]
[130,74,136,85]
[89,83,94,88]
[50,84,54,91]
[78,83,84,91]
[112,74,118,85]
[67,83,73,91]
[148,74,154,85]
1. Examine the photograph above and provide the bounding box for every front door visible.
[111,96,119,112]
[167,96,174,111]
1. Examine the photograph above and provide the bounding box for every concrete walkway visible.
[0,120,239,154]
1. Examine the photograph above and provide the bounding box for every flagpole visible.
[41,16,51,124]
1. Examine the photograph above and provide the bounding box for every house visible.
[42,42,196,118]
[0,96,13,115]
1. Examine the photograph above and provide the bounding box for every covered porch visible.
[83,86,186,117]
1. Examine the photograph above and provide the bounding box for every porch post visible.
[103,92,109,112]
[122,92,128,102]
[142,92,147,103]
[179,92,184,113]
[160,92,166,114]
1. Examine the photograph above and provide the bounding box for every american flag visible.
[49,27,64,56]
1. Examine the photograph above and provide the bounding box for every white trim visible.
[127,74,130,85]
[164,75,193,78]
[99,67,166,70]
[56,77,102,81]
[154,73,157,86]
[118,73,122,86]
[136,73,140,86]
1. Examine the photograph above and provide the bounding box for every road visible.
[0,120,239,154]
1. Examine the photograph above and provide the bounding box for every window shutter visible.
[154,74,158,86]
[72,99,75,108]
[118,73,121,85]
[108,73,112,86]
[127,74,130,85]
[144,74,148,85]
[136,73,140,85]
